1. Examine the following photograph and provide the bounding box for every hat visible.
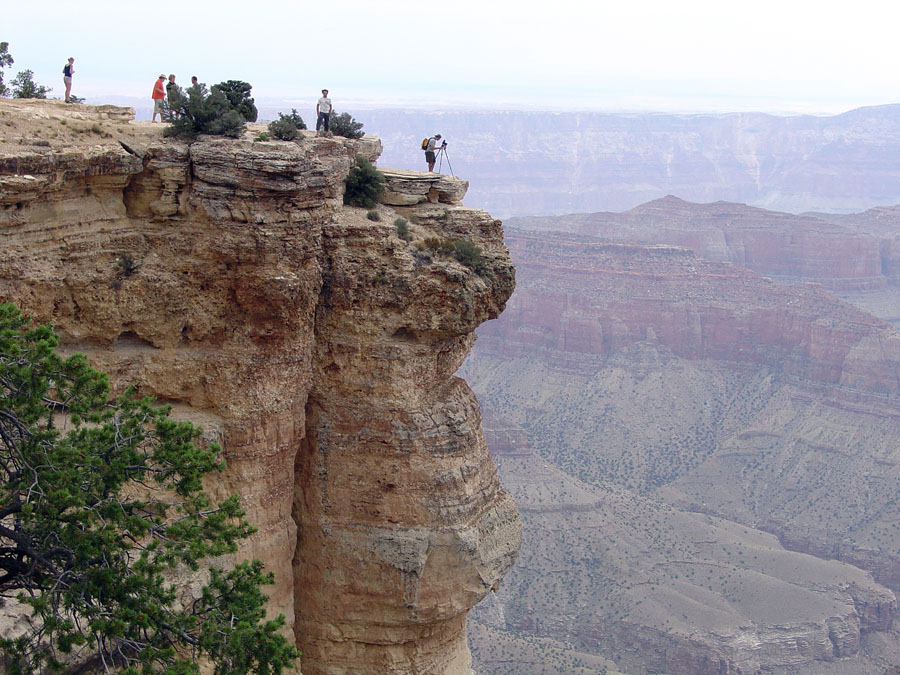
[435,134,442,139]
[159,74,166,79]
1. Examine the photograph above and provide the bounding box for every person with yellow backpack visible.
[422,134,443,172]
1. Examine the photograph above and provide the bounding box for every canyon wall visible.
[0,99,521,674]
[363,104,900,218]
[508,196,900,292]
[460,226,900,674]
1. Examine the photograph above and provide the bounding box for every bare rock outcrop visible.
[0,100,521,673]
[379,168,469,206]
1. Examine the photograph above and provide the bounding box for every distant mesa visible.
[370,104,900,218]
[507,196,900,292]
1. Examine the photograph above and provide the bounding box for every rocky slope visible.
[0,99,521,674]
[366,104,900,218]
[459,228,900,674]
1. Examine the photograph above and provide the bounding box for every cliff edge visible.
[0,99,522,674]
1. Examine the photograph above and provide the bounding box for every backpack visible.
[421,137,430,150]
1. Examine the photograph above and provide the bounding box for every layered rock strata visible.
[379,168,469,206]
[0,100,521,673]
[508,196,900,291]
[460,227,900,673]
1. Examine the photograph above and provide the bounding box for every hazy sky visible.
[5,0,899,113]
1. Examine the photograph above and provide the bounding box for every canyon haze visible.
[363,104,900,219]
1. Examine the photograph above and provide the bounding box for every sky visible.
[5,0,900,114]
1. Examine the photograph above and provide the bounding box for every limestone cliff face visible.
[0,100,521,673]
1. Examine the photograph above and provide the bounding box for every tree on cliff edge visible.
[165,80,257,139]
[0,303,298,674]
[0,42,13,97]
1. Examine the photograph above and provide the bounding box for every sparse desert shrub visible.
[394,217,409,240]
[366,209,381,221]
[116,253,141,278]
[454,238,485,272]
[343,155,384,208]
[424,236,455,254]
[254,132,271,142]
[329,111,364,139]
[268,108,306,140]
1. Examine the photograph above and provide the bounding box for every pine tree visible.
[0,303,298,674]
[343,155,384,207]
[10,69,50,99]
[0,42,13,97]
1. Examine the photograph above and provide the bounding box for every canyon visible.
[0,99,521,674]
[363,104,900,218]
[6,96,900,674]
[460,209,900,673]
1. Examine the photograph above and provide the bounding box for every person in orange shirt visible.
[151,74,166,122]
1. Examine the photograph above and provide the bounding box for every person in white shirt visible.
[425,134,443,172]
[316,89,332,136]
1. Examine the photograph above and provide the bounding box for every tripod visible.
[437,144,455,177]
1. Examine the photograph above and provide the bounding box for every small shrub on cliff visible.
[394,217,410,240]
[343,155,384,208]
[366,209,381,221]
[424,236,455,254]
[454,238,487,273]
[329,111,365,139]
[268,108,306,141]
[165,80,257,139]
[0,303,298,674]
[116,252,141,277]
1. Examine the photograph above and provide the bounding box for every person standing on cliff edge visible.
[151,74,166,122]
[316,89,332,136]
[166,74,180,119]
[62,57,74,103]
[424,134,442,172]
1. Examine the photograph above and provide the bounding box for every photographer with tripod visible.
[424,134,450,173]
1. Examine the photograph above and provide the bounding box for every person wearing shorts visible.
[63,58,74,103]
[151,74,166,122]
[425,134,442,172]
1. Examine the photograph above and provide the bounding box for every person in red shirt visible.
[151,75,166,122]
